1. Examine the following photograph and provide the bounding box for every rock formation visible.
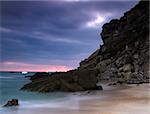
[21,69,99,92]
[21,1,149,92]
[3,99,19,107]
[80,1,149,84]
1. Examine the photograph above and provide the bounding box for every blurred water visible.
[0,72,149,114]
[0,72,71,114]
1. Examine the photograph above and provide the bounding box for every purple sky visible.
[0,0,139,72]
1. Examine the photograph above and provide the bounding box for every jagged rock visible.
[100,1,149,58]
[97,1,149,83]
[3,99,19,107]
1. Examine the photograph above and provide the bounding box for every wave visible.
[0,76,14,79]
[0,76,24,79]
[17,94,101,109]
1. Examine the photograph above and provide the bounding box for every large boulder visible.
[21,69,98,92]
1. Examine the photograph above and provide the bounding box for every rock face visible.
[79,1,149,84]
[3,99,19,107]
[21,1,149,92]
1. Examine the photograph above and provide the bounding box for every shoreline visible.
[1,84,150,114]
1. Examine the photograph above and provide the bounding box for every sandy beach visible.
[1,84,149,114]
[77,84,150,114]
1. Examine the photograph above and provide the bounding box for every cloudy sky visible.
[0,0,139,72]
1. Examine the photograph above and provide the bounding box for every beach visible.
[1,76,149,114]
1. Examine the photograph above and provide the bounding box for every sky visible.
[0,0,139,72]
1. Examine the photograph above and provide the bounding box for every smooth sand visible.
[1,84,150,114]
[77,84,150,114]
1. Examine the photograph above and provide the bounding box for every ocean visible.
[0,72,82,114]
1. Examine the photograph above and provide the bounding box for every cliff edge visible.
[21,1,149,92]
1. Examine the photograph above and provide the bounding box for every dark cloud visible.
[0,0,139,70]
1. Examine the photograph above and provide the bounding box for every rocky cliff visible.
[21,1,149,92]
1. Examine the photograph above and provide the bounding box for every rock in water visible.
[96,85,103,90]
[3,99,19,107]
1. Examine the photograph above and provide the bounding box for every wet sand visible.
[1,84,150,114]
[77,84,150,114]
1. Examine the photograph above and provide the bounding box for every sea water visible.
[0,72,79,114]
[0,72,68,103]
[0,72,107,114]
